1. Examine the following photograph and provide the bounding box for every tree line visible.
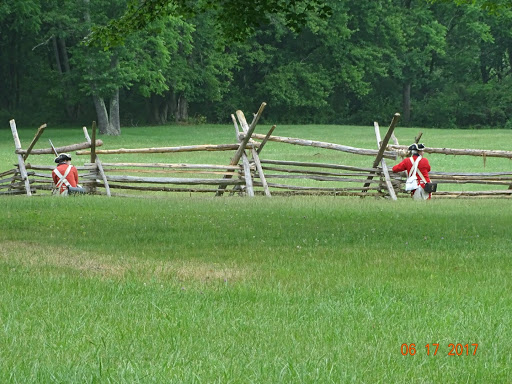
[1,0,512,135]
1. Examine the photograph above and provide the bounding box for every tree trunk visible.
[150,95,160,124]
[176,94,188,122]
[84,0,120,136]
[52,37,63,74]
[150,93,170,124]
[58,37,71,73]
[506,43,512,82]
[169,91,177,120]
[402,82,411,125]
[109,88,121,135]
[161,101,169,123]
[93,95,109,134]
[107,55,121,135]
[53,37,75,119]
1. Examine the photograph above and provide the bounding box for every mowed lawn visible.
[0,122,511,382]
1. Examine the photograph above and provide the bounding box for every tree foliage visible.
[87,0,333,47]
[2,0,512,131]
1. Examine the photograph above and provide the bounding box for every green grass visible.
[1,122,511,382]
[1,196,511,382]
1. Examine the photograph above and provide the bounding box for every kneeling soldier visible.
[52,153,84,195]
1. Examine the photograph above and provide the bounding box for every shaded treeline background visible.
[2,0,512,134]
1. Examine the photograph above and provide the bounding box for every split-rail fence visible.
[2,103,512,199]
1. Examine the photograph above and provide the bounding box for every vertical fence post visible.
[9,120,32,196]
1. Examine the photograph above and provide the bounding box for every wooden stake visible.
[242,153,254,197]
[256,125,276,154]
[236,112,271,197]
[249,102,267,131]
[362,113,400,195]
[225,114,247,196]
[23,123,47,161]
[251,151,271,197]
[231,109,263,165]
[83,126,110,197]
[390,131,405,159]
[241,116,271,197]
[9,120,32,196]
[216,106,266,196]
[235,113,256,197]
[90,121,97,164]
[374,122,397,200]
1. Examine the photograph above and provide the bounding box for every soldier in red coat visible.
[392,143,432,200]
[52,153,79,195]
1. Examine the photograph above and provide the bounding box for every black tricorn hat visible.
[54,153,72,163]
[408,143,425,151]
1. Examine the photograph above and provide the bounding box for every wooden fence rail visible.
[387,144,512,159]
[2,107,511,199]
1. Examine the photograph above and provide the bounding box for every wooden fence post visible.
[23,124,47,161]
[83,126,111,196]
[9,120,32,196]
[374,122,397,200]
[361,113,400,195]
[234,112,271,197]
[231,113,254,197]
[90,121,97,164]
[256,125,276,155]
[216,103,267,196]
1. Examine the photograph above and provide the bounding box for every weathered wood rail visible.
[2,105,511,199]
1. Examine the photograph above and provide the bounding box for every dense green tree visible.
[125,11,237,125]
[78,0,138,135]
[221,1,405,124]
[412,1,512,127]
[396,0,447,125]
[88,0,332,47]
[2,0,512,130]
[27,0,136,134]
[38,0,83,121]
[429,0,512,12]
[0,1,43,122]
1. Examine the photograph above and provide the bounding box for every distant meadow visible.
[0,123,511,382]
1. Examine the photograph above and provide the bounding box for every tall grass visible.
[0,122,511,382]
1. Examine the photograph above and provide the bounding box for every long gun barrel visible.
[49,139,58,157]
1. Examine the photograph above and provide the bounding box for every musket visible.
[49,139,59,157]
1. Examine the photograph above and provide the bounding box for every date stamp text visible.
[401,343,478,356]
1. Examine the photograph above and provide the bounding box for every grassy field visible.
[0,121,511,382]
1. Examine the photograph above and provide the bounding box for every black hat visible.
[408,143,425,151]
[54,153,72,163]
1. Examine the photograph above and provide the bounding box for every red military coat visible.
[392,155,431,188]
[52,163,79,194]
